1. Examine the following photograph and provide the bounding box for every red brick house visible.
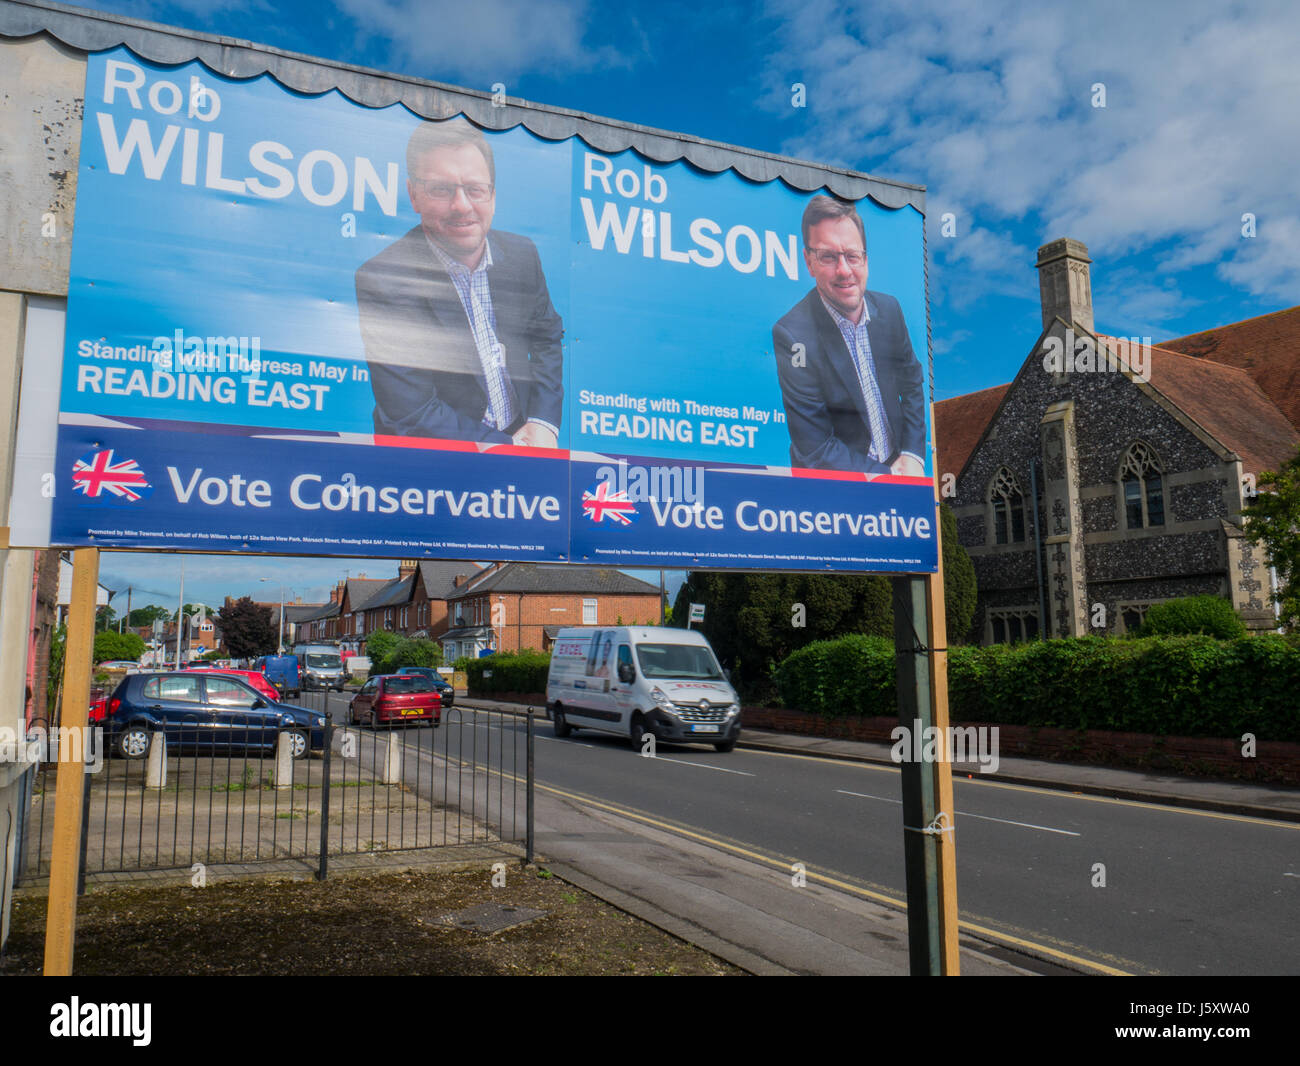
[440,563,662,660]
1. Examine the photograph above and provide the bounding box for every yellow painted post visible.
[925,486,961,975]
[43,546,99,976]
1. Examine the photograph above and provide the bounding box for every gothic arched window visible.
[989,467,1027,545]
[1120,442,1165,529]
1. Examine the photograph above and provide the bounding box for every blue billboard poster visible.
[55,48,936,572]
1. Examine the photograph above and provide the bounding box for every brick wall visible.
[459,592,661,652]
[738,706,1300,784]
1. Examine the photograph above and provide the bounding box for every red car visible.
[184,668,282,704]
[348,675,441,727]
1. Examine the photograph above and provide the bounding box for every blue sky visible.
[68,0,1300,610]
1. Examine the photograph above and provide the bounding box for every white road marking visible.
[657,757,755,777]
[835,789,1081,836]
[537,735,596,749]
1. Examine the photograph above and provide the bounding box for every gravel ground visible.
[1,866,744,976]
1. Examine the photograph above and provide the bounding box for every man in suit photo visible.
[772,195,926,475]
[355,118,564,446]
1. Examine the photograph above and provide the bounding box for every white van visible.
[546,626,741,752]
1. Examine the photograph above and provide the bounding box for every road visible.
[315,692,1299,975]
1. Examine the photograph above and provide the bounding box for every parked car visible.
[393,666,455,708]
[252,654,300,699]
[183,667,282,703]
[97,660,141,672]
[348,675,442,727]
[104,672,326,759]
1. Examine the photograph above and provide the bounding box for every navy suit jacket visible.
[355,226,564,442]
[772,288,926,473]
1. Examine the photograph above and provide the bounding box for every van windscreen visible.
[635,644,723,680]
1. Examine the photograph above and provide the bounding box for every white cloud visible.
[1092,267,1192,339]
[764,0,1300,302]
[334,0,633,83]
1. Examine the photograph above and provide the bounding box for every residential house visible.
[441,563,662,660]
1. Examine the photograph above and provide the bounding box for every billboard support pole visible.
[892,544,959,974]
[924,489,960,974]
[43,545,99,976]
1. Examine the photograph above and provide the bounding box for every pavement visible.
[454,696,1300,976]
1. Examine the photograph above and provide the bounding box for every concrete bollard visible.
[145,732,167,789]
[273,732,294,789]
[381,731,402,784]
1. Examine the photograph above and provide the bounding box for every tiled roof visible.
[451,563,659,600]
[298,602,339,621]
[933,384,1011,481]
[1159,306,1300,432]
[1100,337,1300,477]
[344,578,390,612]
[933,314,1300,483]
[281,603,326,623]
[366,575,413,609]
[418,560,480,600]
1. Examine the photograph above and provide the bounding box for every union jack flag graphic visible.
[581,480,637,525]
[72,449,151,502]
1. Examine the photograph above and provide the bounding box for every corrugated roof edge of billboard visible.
[0,0,925,213]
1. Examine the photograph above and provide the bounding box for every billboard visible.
[52,48,937,572]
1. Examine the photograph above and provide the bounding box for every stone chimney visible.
[1036,238,1093,333]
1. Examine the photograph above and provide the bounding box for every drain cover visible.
[439,902,547,934]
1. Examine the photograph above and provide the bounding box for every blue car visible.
[105,672,327,760]
[254,654,301,699]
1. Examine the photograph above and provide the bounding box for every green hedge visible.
[774,634,1300,741]
[1138,595,1247,639]
[463,651,551,696]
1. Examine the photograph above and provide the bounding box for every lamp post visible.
[261,579,287,654]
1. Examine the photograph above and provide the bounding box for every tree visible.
[365,631,400,674]
[388,637,442,671]
[217,596,277,659]
[94,605,117,632]
[127,604,171,629]
[1242,446,1300,630]
[175,603,215,621]
[940,502,978,642]
[93,630,145,663]
[671,502,979,699]
[46,622,66,717]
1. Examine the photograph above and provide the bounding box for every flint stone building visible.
[935,238,1299,643]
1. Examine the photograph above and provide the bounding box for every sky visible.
[55,0,1300,610]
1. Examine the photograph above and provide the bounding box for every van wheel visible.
[629,714,647,751]
[553,705,572,738]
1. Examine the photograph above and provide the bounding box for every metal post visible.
[75,761,92,895]
[893,574,942,975]
[317,712,332,881]
[175,560,184,670]
[525,709,534,865]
